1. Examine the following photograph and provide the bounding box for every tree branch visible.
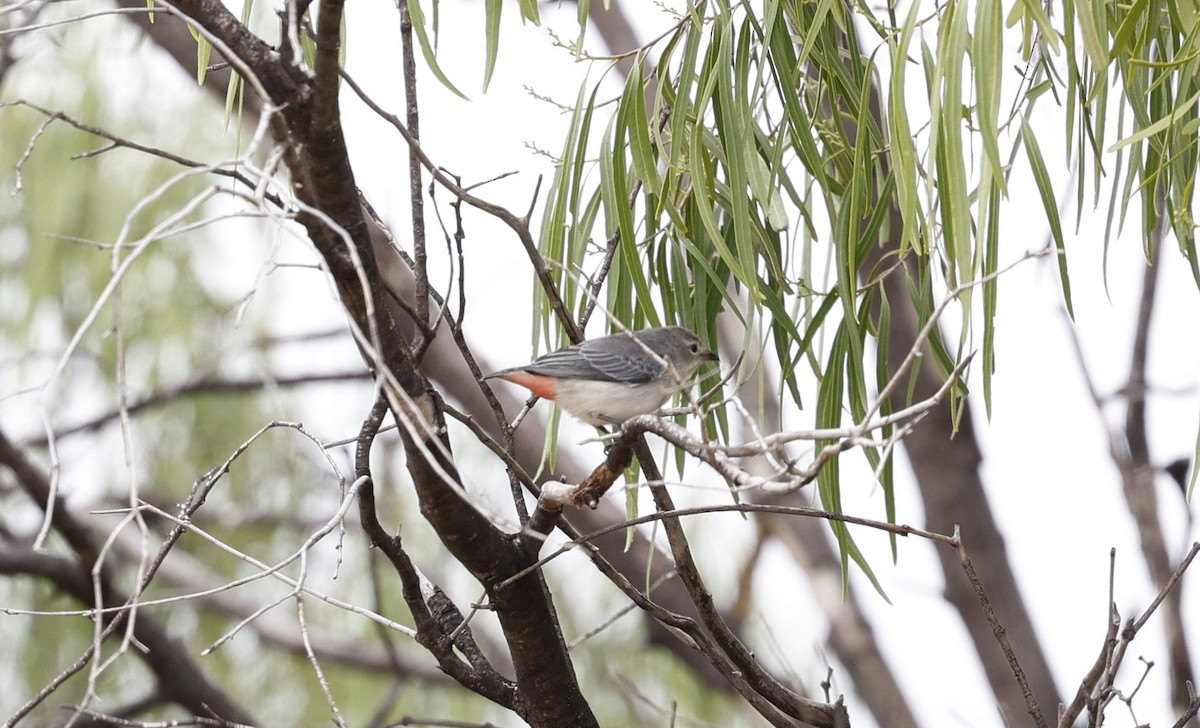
[0,428,255,726]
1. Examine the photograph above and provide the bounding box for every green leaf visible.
[482,0,502,91]
[1108,87,1200,152]
[795,0,835,70]
[747,141,789,232]
[1110,0,1149,61]
[406,0,468,100]
[931,0,973,289]
[1020,118,1075,317]
[1073,0,1111,69]
[888,0,922,255]
[189,25,212,86]
[624,56,661,196]
[537,79,599,343]
[981,185,1001,417]
[517,0,540,24]
[714,17,760,302]
[1006,0,1062,52]
[601,107,659,327]
[974,0,1007,196]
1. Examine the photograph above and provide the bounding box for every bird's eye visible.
[690,343,700,353]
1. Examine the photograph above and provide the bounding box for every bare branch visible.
[953,529,1048,728]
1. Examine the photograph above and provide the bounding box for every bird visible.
[484,326,718,426]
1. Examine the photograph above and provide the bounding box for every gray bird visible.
[485,326,718,425]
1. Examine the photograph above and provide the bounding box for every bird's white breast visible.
[552,377,677,426]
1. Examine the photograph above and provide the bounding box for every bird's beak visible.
[701,348,719,363]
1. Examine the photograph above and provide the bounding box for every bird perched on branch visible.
[485,326,718,426]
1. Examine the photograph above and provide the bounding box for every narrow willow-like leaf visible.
[517,0,540,24]
[874,290,897,559]
[1118,125,1141,236]
[666,17,701,179]
[1086,59,1109,212]
[981,185,1001,417]
[624,457,639,551]
[191,28,212,86]
[767,16,832,197]
[908,262,960,392]
[842,116,872,417]
[567,92,602,319]
[406,0,468,99]
[643,197,665,319]
[482,0,502,91]
[716,18,760,303]
[857,174,897,259]
[1007,0,1062,52]
[795,0,835,72]
[815,327,888,599]
[1098,105,1128,297]
[1020,118,1075,317]
[575,0,590,32]
[541,405,561,478]
[609,100,659,327]
[688,126,745,283]
[1073,0,1111,69]
[666,239,688,329]
[888,0,922,255]
[835,75,886,423]
[934,0,972,289]
[624,56,661,197]
[598,118,622,250]
[1110,0,1149,61]
[1109,87,1200,151]
[664,184,741,309]
[747,145,788,232]
[816,327,848,518]
[1062,0,1081,165]
[974,0,1007,196]
[223,71,245,138]
[221,0,253,135]
[537,81,594,343]
[608,244,633,328]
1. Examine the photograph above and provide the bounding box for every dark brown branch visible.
[354,395,517,707]
[311,0,343,128]
[398,0,430,334]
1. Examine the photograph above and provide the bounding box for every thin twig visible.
[954,528,1047,728]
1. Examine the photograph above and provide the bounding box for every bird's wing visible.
[524,335,663,383]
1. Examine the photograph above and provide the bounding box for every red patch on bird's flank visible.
[495,371,558,400]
